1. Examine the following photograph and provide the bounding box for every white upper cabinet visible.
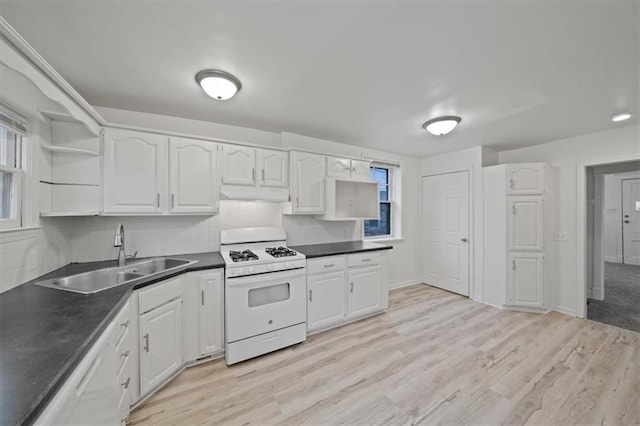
[509,197,544,251]
[289,151,326,214]
[507,163,545,195]
[103,128,167,214]
[169,137,218,214]
[258,149,289,187]
[327,157,371,181]
[220,145,255,186]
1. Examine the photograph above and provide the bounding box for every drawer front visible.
[347,251,381,267]
[138,276,182,314]
[307,255,346,275]
[225,323,306,365]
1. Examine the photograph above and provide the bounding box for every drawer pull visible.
[121,377,131,389]
[323,264,335,268]
[121,350,130,358]
[309,289,313,302]
[361,258,372,262]
[143,333,149,352]
[262,334,279,343]
[121,320,129,328]
[350,282,354,293]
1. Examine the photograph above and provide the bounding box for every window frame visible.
[363,164,400,240]
[0,108,27,231]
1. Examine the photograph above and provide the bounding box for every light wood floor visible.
[129,284,640,425]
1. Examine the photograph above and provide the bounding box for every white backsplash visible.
[283,215,360,246]
[0,220,72,293]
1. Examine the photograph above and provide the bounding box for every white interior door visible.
[622,178,640,265]
[422,171,470,296]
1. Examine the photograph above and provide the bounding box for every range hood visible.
[220,184,289,202]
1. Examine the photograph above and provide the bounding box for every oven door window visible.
[248,283,290,307]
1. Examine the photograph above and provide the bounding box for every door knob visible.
[461,238,468,242]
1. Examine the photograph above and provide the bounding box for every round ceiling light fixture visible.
[195,70,241,101]
[422,116,462,136]
[611,112,631,122]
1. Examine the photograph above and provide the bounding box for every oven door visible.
[226,268,306,343]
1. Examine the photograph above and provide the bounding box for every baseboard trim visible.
[551,305,577,317]
[389,279,422,289]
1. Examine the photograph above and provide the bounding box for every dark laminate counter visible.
[290,241,393,259]
[0,251,224,426]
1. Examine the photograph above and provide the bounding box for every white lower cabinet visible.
[307,252,387,334]
[198,271,224,356]
[139,297,183,396]
[508,253,544,308]
[308,270,347,332]
[347,265,382,318]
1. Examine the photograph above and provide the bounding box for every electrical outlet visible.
[554,231,569,242]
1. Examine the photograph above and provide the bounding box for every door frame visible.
[577,155,640,318]
[622,177,640,265]
[421,168,473,298]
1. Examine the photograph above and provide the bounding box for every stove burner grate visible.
[229,249,259,262]
[265,246,297,258]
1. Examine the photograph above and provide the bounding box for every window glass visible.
[0,171,13,219]
[364,203,391,237]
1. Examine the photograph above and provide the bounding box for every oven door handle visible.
[226,268,306,286]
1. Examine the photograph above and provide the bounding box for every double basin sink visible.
[34,257,197,294]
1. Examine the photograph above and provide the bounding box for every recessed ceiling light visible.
[195,70,241,101]
[422,116,462,136]
[611,112,631,122]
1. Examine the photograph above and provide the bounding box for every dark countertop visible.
[290,241,393,259]
[0,251,224,426]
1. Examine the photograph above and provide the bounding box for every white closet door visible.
[422,171,470,296]
[509,198,544,251]
[622,178,640,265]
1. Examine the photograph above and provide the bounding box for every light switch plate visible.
[554,231,569,242]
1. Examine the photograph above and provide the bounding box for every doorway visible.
[586,162,640,332]
[422,171,470,296]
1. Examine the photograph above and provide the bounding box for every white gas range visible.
[221,227,307,365]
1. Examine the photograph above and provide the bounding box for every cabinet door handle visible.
[512,261,516,271]
[510,179,515,189]
[262,168,265,182]
[323,264,335,268]
[143,333,149,352]
[201,290,205,306]
[156,193,160,208]
[350,282,354,293]
[121,350,130,358]
[171,193,175,208]
[362,258,371,262]
[296,197,300,208]
[121,320,129,328]
[512,205,517,216]
[309,289,313,302]
[121,377,131,389]
[461,238,468,243]
[252,168,256,182]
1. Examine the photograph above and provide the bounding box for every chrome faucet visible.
[114,223,126,267]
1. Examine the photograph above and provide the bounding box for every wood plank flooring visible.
[128,284,640,425]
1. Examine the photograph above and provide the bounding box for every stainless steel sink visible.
[34,257,197,294]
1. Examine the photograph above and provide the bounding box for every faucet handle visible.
[127,251,138,259]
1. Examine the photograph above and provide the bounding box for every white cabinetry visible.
[196,270,224,357]
[507,163,545,195]
[316,178,380,221]
[169,137,218,214]
[327,156,371,181]
[137,277,183,396]
[35,302,133,425]
[285,151,326,214]
[103,128,167,214]
[483,163,551,311]
[306,251,388,334]
[220,145,289,201]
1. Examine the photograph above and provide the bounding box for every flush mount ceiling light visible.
[422,116,462,136]
[195,70,241,101]
[611,112,631,122]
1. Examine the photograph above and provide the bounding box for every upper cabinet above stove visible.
[219,144,289,201]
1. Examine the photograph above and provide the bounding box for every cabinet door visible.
[291,151,326,213]
[507,163,545,195]
[347,266,382,318]
[508,254,544,308]
[350,159,371,181]
[258,149,288,187]
[139,298,182,396]
[220,145,255,185]
[509,198,544,251]
[308,271,346,332]
[327,156,352,179]
[169,137,218,214]
[103,128,167,213]
[198,271,224,357]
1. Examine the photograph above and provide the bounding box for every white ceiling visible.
[1,1,638,157]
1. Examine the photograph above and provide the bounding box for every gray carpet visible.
[588,262,640,333]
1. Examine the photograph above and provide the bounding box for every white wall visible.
[420,146,499,301]
[499,124,640,315]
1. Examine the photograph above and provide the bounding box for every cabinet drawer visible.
[138,277,182,314]
[307,255,346,274]
[347,251,381,267]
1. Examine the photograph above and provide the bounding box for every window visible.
[0,108,26,230]
[364,164,400,239]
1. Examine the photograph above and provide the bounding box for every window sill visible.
[363,236,405,243]
[0,226,42,234]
